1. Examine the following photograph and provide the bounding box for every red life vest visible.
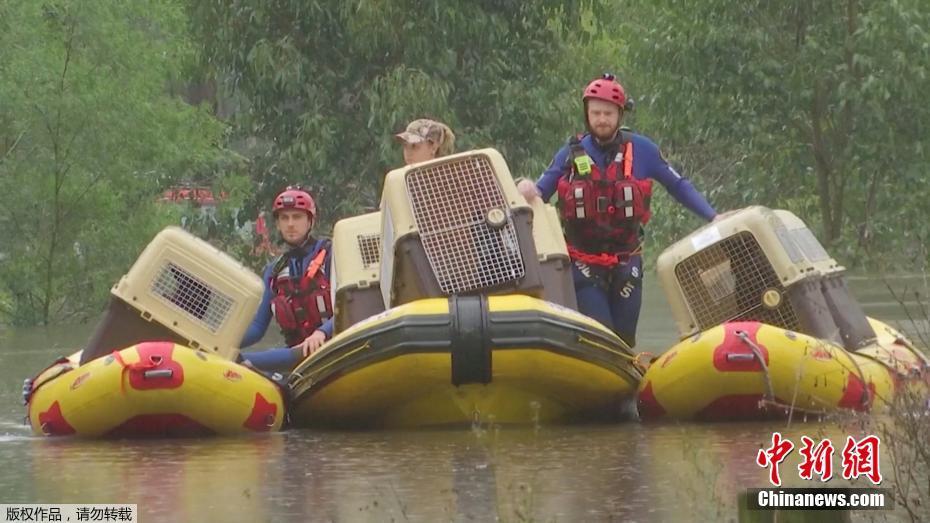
[556,133,652,265]
[269,245,332,346]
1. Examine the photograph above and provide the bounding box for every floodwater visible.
[0,274,925,522]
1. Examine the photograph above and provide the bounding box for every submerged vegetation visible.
[875,283,930,521]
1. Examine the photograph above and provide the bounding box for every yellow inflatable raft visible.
[26,341,285,437]
[639,206,930,421]
[288,295,643,429]
[288,149,644,429]
[637,318,926,421]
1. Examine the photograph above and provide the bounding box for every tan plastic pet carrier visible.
[80,227,264,364]
[772,210,876,349]
[657,206,875,350]
[376,148,575,310]
[331,211,386,334]
[527,196,576,311]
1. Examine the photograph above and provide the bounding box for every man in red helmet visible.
[239,186,334,371]
[517,73,718,348]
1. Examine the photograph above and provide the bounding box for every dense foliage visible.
[0,1,234,325]
[2,0,927,325]
[628,0,930,264]
[187,0,606,225]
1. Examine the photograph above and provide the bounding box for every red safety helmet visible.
[272,186,316,219]
[583,73,633,111]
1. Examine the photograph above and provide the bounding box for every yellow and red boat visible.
[638,207,929,421]
[24,227,285,437]
[288,149,644,429]
[26,342,285,437]
[288,294,642,429]
[637,319,925,421]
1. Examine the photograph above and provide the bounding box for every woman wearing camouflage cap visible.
[395,118,456,165]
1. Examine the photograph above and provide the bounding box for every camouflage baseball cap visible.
[394,119,444,144]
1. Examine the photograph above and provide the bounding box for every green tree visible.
[188,0,609,231]
[0,0,231,325]
[626,0,930,267]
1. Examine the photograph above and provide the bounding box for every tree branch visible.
[0,131,26,166]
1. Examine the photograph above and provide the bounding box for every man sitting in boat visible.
[239,186,334,371]
[517,73,719,348]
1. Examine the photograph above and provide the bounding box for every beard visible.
[591,125,618,143]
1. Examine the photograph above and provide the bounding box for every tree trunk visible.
[858,168,881,253]
[809,82,836,243]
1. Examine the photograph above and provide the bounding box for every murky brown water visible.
[1,274,924,522]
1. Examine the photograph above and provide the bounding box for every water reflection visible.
[1,275,924,521]
[26,436,283,522]
[3,394,910,521]
[271,427,659,522]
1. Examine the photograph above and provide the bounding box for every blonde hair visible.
[435,122,456,157]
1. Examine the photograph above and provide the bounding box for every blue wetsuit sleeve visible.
[535,145,571,202]
[668,178,717,222]
[318,317,334,339]
[240,263,275,348]
[241,347,298,371]
[641,139,717,222]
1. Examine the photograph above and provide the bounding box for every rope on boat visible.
[735,330,776,403]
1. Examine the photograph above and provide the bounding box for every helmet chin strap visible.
[583,124,622,151]
[283,235,309,247]
[594,128,623,149]
[285,231,313,249]
[281,235,315,265]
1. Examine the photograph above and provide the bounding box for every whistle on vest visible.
[572,155,593,177]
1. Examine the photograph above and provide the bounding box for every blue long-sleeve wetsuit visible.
[535,132,716,347]
[239,238,334,371]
